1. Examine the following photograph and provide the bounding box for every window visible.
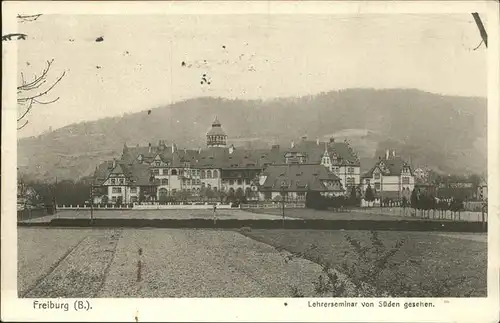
[119,178,124,184]
[374,183,381,190]
[201,170,206,179]
[374,173,380,179]
[237,179,243,185]
[245,179,251,185]
[191,169,196,176]
[206,170,212,178]
[130,187,138,194]
[153,169,160,175]
[365,179,370,185]
[111,178,116,184]
[264,192,272,200]
[297,192,306,199]
[112,196,117,202]
[161,179,168,185]
[112,187,122,193]
[197,179,201,185]
[213,170,218,178]
[229,179,235,185]
[348,167,354,174]
[171,169,177,176]
[155,161,161,166]
[402,177,410,184]
[131,196,138,202]
[347,177,355,186]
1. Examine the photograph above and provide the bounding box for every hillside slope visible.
[17,88,487,181]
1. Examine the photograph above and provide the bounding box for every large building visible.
[361,149,415,202]
[93,117,360,204]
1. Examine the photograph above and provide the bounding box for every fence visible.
[354,207,487,223]
[240,203,305,209]
[57,202,233,210]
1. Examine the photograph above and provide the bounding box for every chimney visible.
[159,140,166,150]
[291,140,295,148]
[172,143,176,153]
[392,150,396,158]
[112,159,117,168]
[148,143,152,153]
[316,138,320,146]
[229,144,235,154]
[330,137,335,143]
[385,149,389,160]
[198,147,201,154]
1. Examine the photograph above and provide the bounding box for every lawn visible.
[50,209,289,220]
[247,208,426,221]
[241,229,487,297]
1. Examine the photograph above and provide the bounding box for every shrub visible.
[239,227,252,234]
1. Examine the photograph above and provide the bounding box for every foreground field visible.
[242,229,487,297]
[18,228,321,297]
[18,227,486,297]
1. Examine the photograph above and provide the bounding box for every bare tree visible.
[17,60,66,129]
[3,14,66,130]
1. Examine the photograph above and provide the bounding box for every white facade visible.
[361,165,415,200]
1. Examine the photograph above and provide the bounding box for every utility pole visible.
[90,184,94,224]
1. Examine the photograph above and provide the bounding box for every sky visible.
[15,13,487,138]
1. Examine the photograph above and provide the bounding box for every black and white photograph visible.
[2,1,499,322]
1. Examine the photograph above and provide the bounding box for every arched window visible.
[159,188,168,195]
[201,170,206,179]
[171,169,178,176]
[161,179,168,185]
[206,170,212,178]
[213,170,218,178]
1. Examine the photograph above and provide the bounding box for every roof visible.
[286,139,360,166]
[260,164,343,192]
[93,160,155,186]
[362,156,413,178]
[207,117,226,137]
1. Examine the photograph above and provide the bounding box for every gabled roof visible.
[362,156,413,178]
[286,139,360,166]
[260,164,343,192]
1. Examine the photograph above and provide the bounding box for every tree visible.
[138,188,145,203]
[206,187,215,201]
[235,187,245,201]
[348,186,359,207]
[410,188,419,212]
[158,190,169,204]
[401,196,408,208]
[115,196,123,207]
[3,15,66,130]
[365,184,375,203]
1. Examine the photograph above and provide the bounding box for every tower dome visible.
[206,116,227,147]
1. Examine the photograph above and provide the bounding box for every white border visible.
[2,1,499,322]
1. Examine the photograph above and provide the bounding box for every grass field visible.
[18,226,486,298]
[21,209,293,223]
[241,229,487,297]
[247,208,427,221]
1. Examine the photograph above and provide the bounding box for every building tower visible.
[206,116,227,148]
